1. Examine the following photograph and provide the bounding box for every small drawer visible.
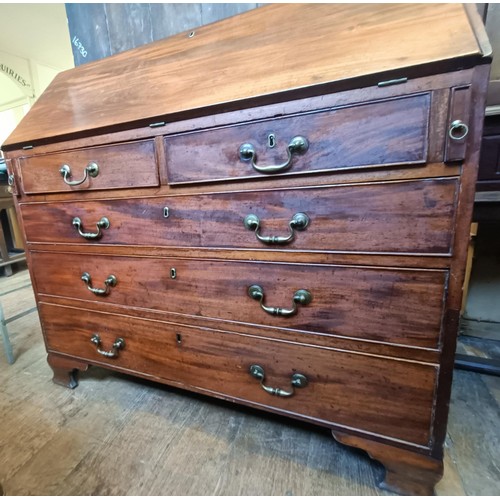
[32,253,447,349]
[21,178,457,255]
[19,139,159,194]
[40,303,437,447]
[164,93,430,184]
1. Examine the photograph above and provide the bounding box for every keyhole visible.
[170,268,176,279]
[176,333,182,344]
[268,133,276,148]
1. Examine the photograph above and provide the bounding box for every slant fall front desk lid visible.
[2,3,491,151]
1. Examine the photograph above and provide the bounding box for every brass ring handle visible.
[60,162,99,186]
[90,334,125,358]
[7,174,14,194]
[239,136,309,174]
[72,216,110,240]
[81,272,117,296]
[249,364,308,397]
[244,212,309,245]
[448,120,469,141]
[248,284,312,317]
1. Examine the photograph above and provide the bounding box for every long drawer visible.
[40,303,437,447]
[18,139,159,194]
[21,178,458,255]
[32,253,447,349]
[164,93,430,184]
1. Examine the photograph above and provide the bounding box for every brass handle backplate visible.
[60,162,99,186]
[90,334,125,358]
[239,136,309,174]
[81,272,117,296]
[72,216,110,240]
[249,364,308,397]
[244,212,309,245]
[448,120,469,141]
[248,284,312,317]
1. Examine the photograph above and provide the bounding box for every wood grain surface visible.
[0,4,492,496]
[2,69,473,161]
[18,139,158,194]
[21,178,458,255]
[40,303,437,447]
[2,3,487,148]
[31,253,447,349]
[164,93,430,184]
[332,430,443,495]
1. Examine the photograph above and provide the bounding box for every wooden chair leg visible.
[47,353,89,389]
[332,430,443,495]
[0,301,14,364]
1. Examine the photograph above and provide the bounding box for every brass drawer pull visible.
[448,120,469,141]
[244,212,309,244]
[81,272,117,296]
[248,284,312,317]
[90,334,125,358]
[72,216,110,240]
[60,162,99,186]
[249,364,308,397]
[239,136,309,174]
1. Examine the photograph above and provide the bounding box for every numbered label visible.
[72,36,88,58]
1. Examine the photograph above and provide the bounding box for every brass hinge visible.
[377,77,408,88]
[6,170,18,196]
[149,121,166,128]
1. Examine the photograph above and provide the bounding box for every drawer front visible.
[40,303,436,447]
[22,178,457,255]
[32,254,447,348]
[19,140,159,194]
[165,93,430,184]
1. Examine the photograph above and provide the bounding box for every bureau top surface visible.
[2,3,490,150]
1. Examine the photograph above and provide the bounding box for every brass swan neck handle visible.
[248,284,312,317]
[90,334,125,358]
[249,364,308,397]
[72,216,110,240]
[244,212,309,245]
[81,272,117,296]
[60,162,99,186]
[239,136,309,174]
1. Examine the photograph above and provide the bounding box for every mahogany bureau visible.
[1,4,491,495]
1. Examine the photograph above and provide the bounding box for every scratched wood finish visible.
[18,140,158,194]
[444,86,472,162]
[31,253,447,349]
[1,5,492,497]
[20,178,458,255]
[37,294,442,364]
[429,64,491,468]
[39,303,437,447]
[332,431,443,495]
[2,4,487,149]
[3,69,471,162]
[165,93,430,184]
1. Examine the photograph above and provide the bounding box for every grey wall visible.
[65,3,262,66]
